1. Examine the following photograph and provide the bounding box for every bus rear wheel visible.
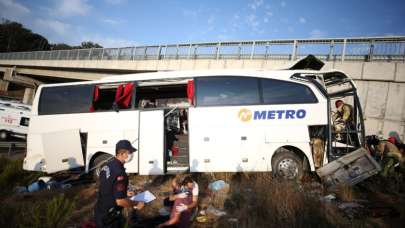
[0,131,9,141]
[272,150,304,180]
[91,153,113,181]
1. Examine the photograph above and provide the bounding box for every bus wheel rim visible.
[278,158,299,179]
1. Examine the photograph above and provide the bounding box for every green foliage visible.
[18,194,76,228]
[0,158,24,191]
[0,19,50,52]
[0,19,103,52]
[0,157,42,194]
[43,194,76,228]
[0,202,18,227]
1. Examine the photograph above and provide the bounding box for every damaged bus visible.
[23,57,367,180]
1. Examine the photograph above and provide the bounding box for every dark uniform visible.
[95,158,129,228]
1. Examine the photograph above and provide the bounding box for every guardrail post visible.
[130,47,135,60]
[88,48,93,60]
[328,40,334,61]
[250,41,256,59]
[291,40,298,60]
[157,46,162,60]
[216,42,221,60]
[163,45,168,59]
[341,39,347,62]
[193,45,197,59]
[101,48,105,60]
[265,42,270,59]
[143,47,147,60]
[57,50,61,60]
[403,43,405,62]
[368,40,374,62]
[76,49,80,60]
[175,45,179,59]
[238,43,242,59]
[116,48,120,60]
[187,44,192,59]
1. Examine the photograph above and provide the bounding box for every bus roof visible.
[101,69,349,82]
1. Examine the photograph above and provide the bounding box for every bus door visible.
[323,72,365,160]
[41,129,84,173]
[138,110,165,175]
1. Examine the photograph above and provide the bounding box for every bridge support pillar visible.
[22,87,35,104]
[0,80,9,91]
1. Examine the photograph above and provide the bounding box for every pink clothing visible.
[170,195,193,228]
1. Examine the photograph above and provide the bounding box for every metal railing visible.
[0,36,404,62]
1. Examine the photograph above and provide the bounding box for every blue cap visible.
[116,140,136,153]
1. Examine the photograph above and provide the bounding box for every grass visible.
[206,173,346,228]
[0,156,43,195]
[0,193,77,228]
[336,184,354,202]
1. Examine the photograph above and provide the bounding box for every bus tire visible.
[272,149,304,180]
[91,153,113,181]
[0,131,8,141]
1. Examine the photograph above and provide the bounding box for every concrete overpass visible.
[0,36,404,139]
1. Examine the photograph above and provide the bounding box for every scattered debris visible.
[338,202,364,219]
[317,148,381,187]
[15,176,73,193]
[227,217,238,223]
[208,180,230,192]
[206,205,226,217]
[196,215,208,223]
[321,193,337,202]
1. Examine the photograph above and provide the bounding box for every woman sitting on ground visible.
[158,177,199,228]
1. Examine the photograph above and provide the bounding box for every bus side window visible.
[135,83,189,109]
[90,83,134,112]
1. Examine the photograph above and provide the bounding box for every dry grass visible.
[336,184,354,202]
[216,173,345,228]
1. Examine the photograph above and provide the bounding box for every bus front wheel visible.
[272,150,304,180]
[0,131,9,141]
[91,153,113,181]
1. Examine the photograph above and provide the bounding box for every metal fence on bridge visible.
[0,36,404,62]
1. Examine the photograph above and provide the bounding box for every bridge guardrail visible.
[0,36,404,62]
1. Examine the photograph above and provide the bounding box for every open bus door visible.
[138,110,165,175]
[323,71,365,161]
[42,129,84,173]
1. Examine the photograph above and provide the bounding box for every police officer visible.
[95,139,144,228]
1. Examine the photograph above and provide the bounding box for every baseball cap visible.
[116,140,137,153]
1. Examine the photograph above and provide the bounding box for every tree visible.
[0,19,103,52]
[80,41,102,49]
[0,19,50,52]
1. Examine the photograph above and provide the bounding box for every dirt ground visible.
[1,154,405,228]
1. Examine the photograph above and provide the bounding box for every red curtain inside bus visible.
[89,85,100,112]
[115,83,135,108]
[187,80,194,105]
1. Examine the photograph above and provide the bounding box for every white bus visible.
[23,60,365,179]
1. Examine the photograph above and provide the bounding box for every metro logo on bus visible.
[238,108,307,122]
[238,108,253,122]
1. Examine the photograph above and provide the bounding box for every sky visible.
[0,0,404,48]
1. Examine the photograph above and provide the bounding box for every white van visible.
[23,60,365,179]
[0,98,31,140]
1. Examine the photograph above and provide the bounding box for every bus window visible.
[196,76,260,106]
[38,85,93,115]
[91,83,134,111]
[135,84,189,109]
[260,78,318,105]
